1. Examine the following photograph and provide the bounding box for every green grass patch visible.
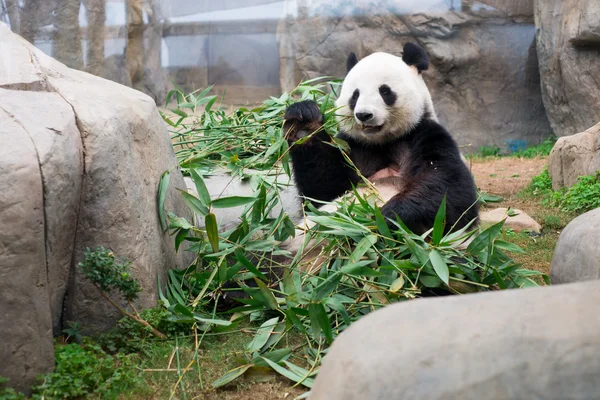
[467,136,556,159]
[520,168,600,214]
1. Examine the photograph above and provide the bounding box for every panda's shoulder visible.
[410,119,460,155]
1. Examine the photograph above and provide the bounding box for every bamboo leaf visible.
[350,234,378,263]
[429,249,449,284]
[178,189,209,217]
[205,213,219,252]
[157,171,170,231]
[212,364,252,388]
[308,303,333,345]
[247,317,279,352]
[432,195,447,245]
[212,196,256,208]
[189,169,212,207]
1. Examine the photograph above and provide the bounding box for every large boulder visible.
[0,23,191,392]
[535,0,600,137]
[548,122,600,190]
[310,280,600,400]
[278,1,551,152]
[550,208,600,284]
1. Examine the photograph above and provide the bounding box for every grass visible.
[467,136,556,160]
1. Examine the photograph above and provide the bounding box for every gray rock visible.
[479,207,541,234]
[548,122,600,190]
[550,208,600,284]
[310,280,600,400]
[184,170,301,232]
[535,0,600,137]
[0,23,192,392]
[0,103,55,394]
[278,3,550,152]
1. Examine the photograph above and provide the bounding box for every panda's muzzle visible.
[360,124,384,134]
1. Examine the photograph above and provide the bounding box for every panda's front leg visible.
[283,100,359,208]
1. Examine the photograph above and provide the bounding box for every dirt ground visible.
[470,156,546,198]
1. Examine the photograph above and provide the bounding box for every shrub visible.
[513,136,556,158]
[78,247,166,338]
[521,168,600,215]
[33,343,141,399]
[0,377,26,400]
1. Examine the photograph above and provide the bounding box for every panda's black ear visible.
[402,42,429,73]
[346,52,359,74]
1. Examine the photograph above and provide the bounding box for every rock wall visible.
[534,0,600,137]
[0,23,192,392]
[278,2,551,152]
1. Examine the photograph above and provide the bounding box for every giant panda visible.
[220,43,479,306]
[283,42,479,240]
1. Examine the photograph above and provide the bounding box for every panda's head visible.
[335,42,436,144]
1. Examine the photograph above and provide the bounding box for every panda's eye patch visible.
[379,84,397,106]
[349,89,360,110]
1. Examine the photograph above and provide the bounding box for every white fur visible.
[335,52,437,145]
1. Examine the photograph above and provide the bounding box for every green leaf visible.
[389,276,405,292]
[189,169,211,207]
[252,348,293,367]
[284,308,307,334]
[494,240,526,254]
[212,364,252,388]
[255,278,279,310]
[313,272,342,301]
[467,220,505,255]
[205,213,219,252]
[260,357,313,388]
[405,237,429,265]
[308,303,333,345]
[432,195,447,245]
[350,234,378,263]
[340,260,381,276]
[193,314,232,326]
[174,228,189,252]
[247,317,279,352]
[178,190,209,217]
[234,249,267,281]
[429,249,449,284]
[157,171,170,231]
[211,196,256,208]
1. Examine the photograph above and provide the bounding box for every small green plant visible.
[62,321,83,343]
[0,377,26,400]
[559,172,600,213]
[79,247,166,338]
[513,136,556,158]
[100,307,193,354]
[34,343,142,399]
[521,168,600,214]
[478,145,501,157]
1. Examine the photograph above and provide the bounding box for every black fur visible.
[347,52,359,73]
[402,42,429,73]
[285,101,478,235]
[378,84,397,106]
[349,89,359,111]
[284,101,359,208]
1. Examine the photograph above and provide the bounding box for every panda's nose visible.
[355,112,373,122]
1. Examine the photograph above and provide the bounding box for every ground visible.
[470,156,572,276]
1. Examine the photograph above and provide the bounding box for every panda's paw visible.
[283,100,325,143]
